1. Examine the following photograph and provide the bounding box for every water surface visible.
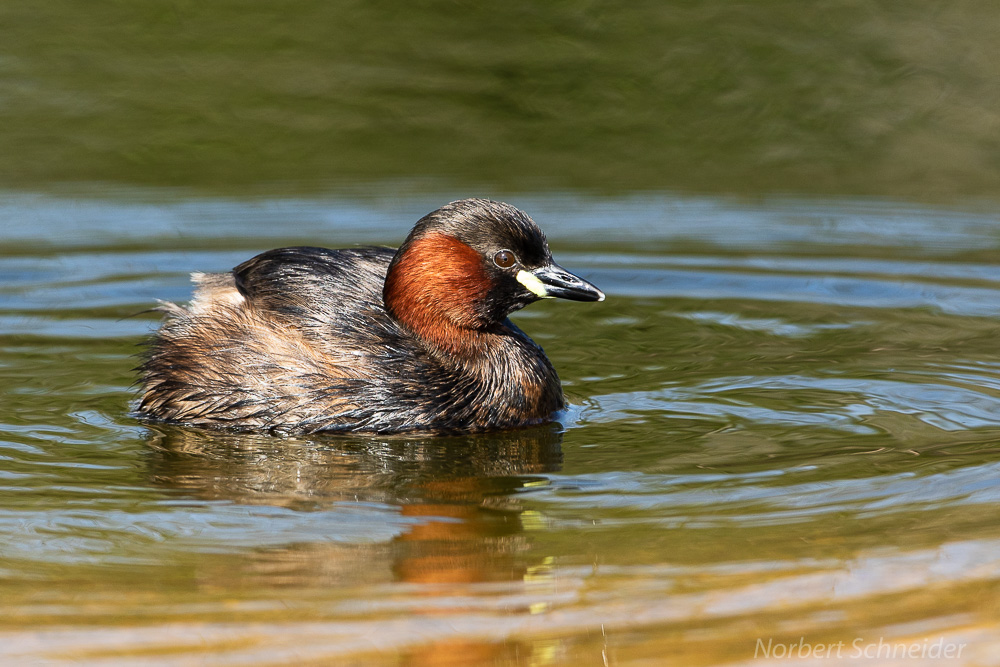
[2,190,1000,664]
[3,1,1000,198]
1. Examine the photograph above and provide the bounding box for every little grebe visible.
[137,198,604,434]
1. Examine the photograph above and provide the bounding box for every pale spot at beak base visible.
[516,270,552,298]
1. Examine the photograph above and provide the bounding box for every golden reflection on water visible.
[139,426,566,665]
[146,424,562,581]
[52,426,987,666]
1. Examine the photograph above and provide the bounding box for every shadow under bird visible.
[136,198,604,435]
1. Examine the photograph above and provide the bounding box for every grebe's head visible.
[384,199,603,351]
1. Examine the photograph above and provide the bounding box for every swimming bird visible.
[137,198,603,434]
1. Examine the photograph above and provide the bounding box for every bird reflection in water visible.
[144,424,564,663]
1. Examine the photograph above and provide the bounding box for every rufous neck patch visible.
[384,232,492,355]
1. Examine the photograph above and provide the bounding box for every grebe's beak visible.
[517,263,605,302]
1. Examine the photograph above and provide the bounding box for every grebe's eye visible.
[493,249,516,269]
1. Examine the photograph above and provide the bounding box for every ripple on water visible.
[580,370,1000,433]
[588,266,1000,317]
[0,502,420,565]
[532,461,1000,524]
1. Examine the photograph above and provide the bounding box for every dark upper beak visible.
[524,263,605,302]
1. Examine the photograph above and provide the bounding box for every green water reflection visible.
[2,0,999,198]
